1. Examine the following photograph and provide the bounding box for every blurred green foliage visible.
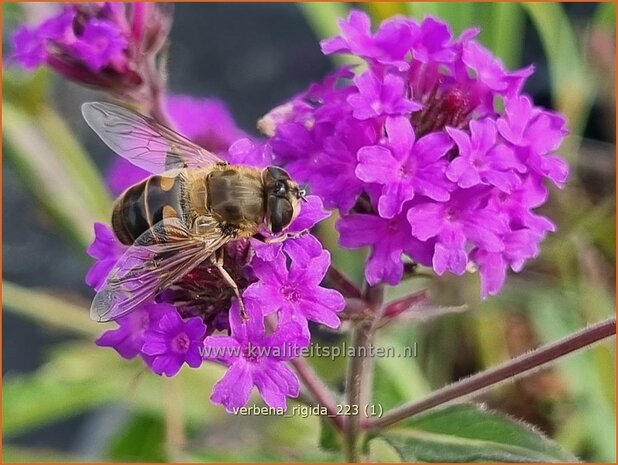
[3,2,615,462]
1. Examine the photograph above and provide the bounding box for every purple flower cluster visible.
[10,3,171,99]
[263,11,568,297]
[89,97,344,411]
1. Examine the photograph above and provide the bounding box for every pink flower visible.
[356,116,453,218]
[204,303,308,412]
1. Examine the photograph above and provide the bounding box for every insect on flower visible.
[82,101,308,322]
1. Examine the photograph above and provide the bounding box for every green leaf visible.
[3,337,231,437]
[370,403,579,462]
[3,375,124,438]
[319,416,342,452]
[2,343,133,437]
[3,445,85,463]
[3,71,111,247]
[483,3,524,68]
[3,281,101,337]
[364,3,407,22]
[107,412,167,462]
[3,101,111,247]
[373,336,430,411]
[522,3,594,148]
[406,3,440,19]
[298,2,349,40]
[593,2,616,30]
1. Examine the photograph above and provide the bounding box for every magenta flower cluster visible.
[262,11,568,297]
[87,96,344,410]
[10,3,171,98]
[12,4,569,414]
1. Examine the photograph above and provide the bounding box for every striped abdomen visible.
[112,175,186,245]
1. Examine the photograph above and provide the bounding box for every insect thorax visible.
[205,166,266,232]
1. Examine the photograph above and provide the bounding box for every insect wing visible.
[81,102,225,174]
[90,218,230,322]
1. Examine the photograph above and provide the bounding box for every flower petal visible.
[210,360,254,413]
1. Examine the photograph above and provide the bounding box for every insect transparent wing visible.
[82,101,226,174]
[91,217,231,322]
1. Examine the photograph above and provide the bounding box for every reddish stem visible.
[365,316,616,431]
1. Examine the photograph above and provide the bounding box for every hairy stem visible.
[343,284,384,462]
[289,356,344,431]
[365,316,616,431]
[326,265,362,299]
[264,315,343,431]
[344,322,371,462]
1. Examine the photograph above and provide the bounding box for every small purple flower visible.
[244,248,344,329]
[356,116,453,218]
[38,7,75,41]
[10,6,77,69]
[407,188,507,276]
[462,41,533,96]
[496,95,569,188]
[321,11,413,71]
[446,120,524,193]
[96,302,171,360]
[142,309,207,377]
[337,208,433,286]
[204,303,308,412]
[86,223,127,291]
[471,228,544,298]
[488,176,555,234]
[10,27,46,69]
[347,71,421,120]
[410,17,456,64]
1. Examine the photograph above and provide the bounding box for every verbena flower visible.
[90,191,336,408]
[89,94,340,408]
[142,309,207,377]
[356,116,453,218]
[9,3,171,101]
[86,222,126,291]
[245,247,344,331]
[262,10,569,297]
[96,301,171,362]
[204,302,308,412]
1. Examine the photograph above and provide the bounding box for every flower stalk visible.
[343,283,384,462]
[364,316,616,431]
[289,356,344,431]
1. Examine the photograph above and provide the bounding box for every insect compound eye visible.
[273,181,286,197]
[267,166,289,180]
[268,196,293,234]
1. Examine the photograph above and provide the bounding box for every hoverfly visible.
[82,102,306,322]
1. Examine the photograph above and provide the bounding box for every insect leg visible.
[211,248,248,321]
[252,230,308,244]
